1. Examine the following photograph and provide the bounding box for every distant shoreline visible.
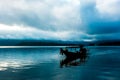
[0,39,120,46]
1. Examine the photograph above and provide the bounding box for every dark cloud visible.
[86,21,120,34]
[80,0,120,35]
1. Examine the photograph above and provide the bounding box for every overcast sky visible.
[0,0,120,41]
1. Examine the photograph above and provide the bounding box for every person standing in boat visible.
[79,45,87,61]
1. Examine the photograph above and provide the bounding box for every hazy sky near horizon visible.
[0,0,120,41]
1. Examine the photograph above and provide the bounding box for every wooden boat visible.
[60,47,88,67]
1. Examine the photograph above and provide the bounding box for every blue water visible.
[0,46,120,80]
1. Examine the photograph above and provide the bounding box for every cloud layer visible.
[0,0,120,41]
[0,0,81,31]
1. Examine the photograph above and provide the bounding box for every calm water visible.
[0,46,120,80]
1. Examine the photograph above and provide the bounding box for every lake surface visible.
[0,46,120,80]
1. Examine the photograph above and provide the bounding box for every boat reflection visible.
[60,54,88,68]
